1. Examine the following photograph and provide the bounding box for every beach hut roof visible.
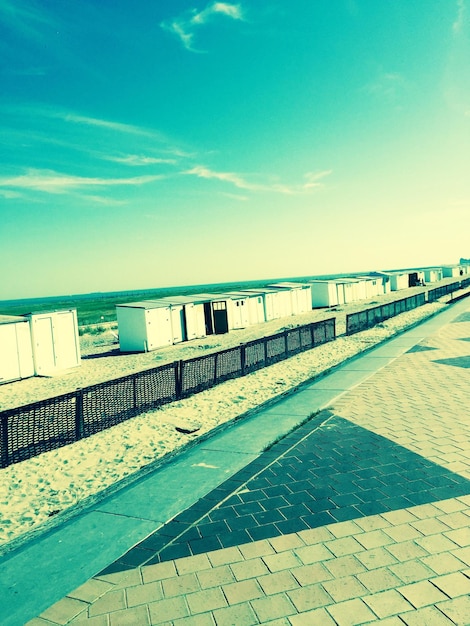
[117,301,171,309]
[0,314,27,325]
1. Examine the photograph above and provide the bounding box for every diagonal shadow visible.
[406,344,437,353]
[432,356,470,369]
[98,413,470,574]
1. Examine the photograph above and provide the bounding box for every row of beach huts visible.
[1,264,468,385]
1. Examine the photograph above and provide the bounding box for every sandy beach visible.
[0,286,463,555]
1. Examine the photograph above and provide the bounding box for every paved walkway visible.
[3,298,470,626]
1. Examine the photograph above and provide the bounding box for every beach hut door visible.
[53,312,79,369]
[203,302,214,335]
[213,301,229,334]
[33,316,56,374]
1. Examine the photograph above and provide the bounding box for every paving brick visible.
[290,562,334,586]
[382,523,425,542]
[268,533,305,552]
[437,511,470,529]
[262,551,301,573]
[326,598,378,626]
[173,613,215,625]
[288,606,337,625]
[88,590,127,617]
[148,596,189,623]
[322,575,368,602]
[207,546,244,567]
[294,543,335,565]
[109,605,150,626]
[229,557,270,581]
[451,546,470,566]
[324,536,365,557]
[362,589,414,618]
[296,527,335,545]
[250,593,296,622]
[162,573,200,598]
[431,572,470,598]
[142,561,178,583]
[174,554,212,575]
[67,579,114,604]
[222,579,264,604]
[422,552,468,576]
[436,595,470,624]
[238,540,275,560]
[39,597,89,625]
[398,605,455,626]
[353,514,391,532]
[212,602,258,626]
[126,581,163,607]
[385,540,429,562]
[415,534,460,554]
[69,615,109,625]
[355,547,398,570]
[353,529,395,550]
[186,588,227,615]
[327,520,364,538]
[323,554,366,578]
[258,571,299,596]
[381,510,419,525]
[408,504,446,520]
[196,565,235,589]
[356,567,402,593]
[389,560,436,584]
[444,527,470,548]
[410,518,452,536]
[287,583,333,612]
[397,580,448,608]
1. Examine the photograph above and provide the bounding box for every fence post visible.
[175,360,183,399]
[75,389,84,441]
[214,352,218,385]
[0,415,9,469]
[284,329,288,356]
[241,344,246,375]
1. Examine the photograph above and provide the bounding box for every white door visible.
[32,316,56,374]
[53,312,79,369]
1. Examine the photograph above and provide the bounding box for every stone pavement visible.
[10,299,470,625]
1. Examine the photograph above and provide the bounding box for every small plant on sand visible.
[262,409,323,452]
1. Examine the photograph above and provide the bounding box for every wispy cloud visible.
[103,154,177,166]
[0,169,163,194]
[162,2,244,52]
[0,0,57,40]
[365,72,407,100]
[453,0,466,33]
[185,165,331,194]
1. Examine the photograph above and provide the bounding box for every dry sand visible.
[0,285,463,555]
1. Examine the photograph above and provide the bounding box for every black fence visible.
[427,281,461,303]
[346,293,427,335]
[0,318,335,468]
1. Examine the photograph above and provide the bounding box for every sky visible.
[1,0,469,300]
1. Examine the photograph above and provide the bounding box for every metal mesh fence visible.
[346,293,426,335]
[427,281,461,302]
[0,317,334,468]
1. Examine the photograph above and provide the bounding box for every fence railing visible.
[346,293,427,335]
[427,281,461,303]
[0,318,336,468]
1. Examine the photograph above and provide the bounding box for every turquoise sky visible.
[1,1,469,299]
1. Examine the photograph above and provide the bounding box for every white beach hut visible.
[308,280,340,308]
[423,268,443,283]
[145,300,185,344]
[234,291,266,326]
[221,292,254,329]
[442,265,463,278]
[269,283,312,315]
[157,296,207,340]
[0,315,35,384]
[26,309,81,375]
[382,271,410,291]
[116,301,173,352]
[243,288,283,321]
[358,276,385,299]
